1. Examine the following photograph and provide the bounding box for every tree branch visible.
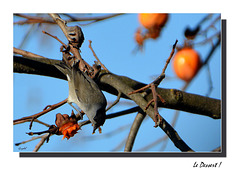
[124,111,146,152]
[100,72,194,152]
[33,133,50,152]
[14,13,123,25]
[14,47,47,59]
[13,98,67,129]
[14,56,196,151]
[79,106,140,128]
[13,55,221,119]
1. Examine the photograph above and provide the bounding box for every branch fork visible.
[128,40,178,127]
[13,98,68,129]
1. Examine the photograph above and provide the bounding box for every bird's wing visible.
[72,66,106,105]
[55,61,106,109]
[54,62,72,79]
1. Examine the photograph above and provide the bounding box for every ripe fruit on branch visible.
[135,13,168,49]
[55,113,80,140]
[172,48,202,82]
[139,13,168,29]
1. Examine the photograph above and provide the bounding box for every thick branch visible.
[99,72,194,151]
[99,73,220,119]
[14,55,195,151]
[14,55,221,119]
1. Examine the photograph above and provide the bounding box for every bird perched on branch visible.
[54,61,107,134]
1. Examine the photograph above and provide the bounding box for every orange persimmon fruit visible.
[172,48,202,82]
[138,13,168,29]
[55,113,80,140]
[59,122,80,140]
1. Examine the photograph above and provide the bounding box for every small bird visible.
[55,61,107,134]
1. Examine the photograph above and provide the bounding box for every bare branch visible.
[33,133,50,152]
[14,47,47,59]
[79,106,140,128]
[14,118,51,127]
[42,30,67,48]
[13,56,221,119]
[100,73,194,151]
[13,98,67,129]
[106,91,122,111]
[14,13,123,25]
[124,111,146,152]
[14,14,54,25]
[88,40,110,72]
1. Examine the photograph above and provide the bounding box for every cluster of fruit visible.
[136,13,202,82]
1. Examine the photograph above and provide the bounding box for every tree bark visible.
[14,55,221,119]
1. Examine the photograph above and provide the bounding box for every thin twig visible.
[203,37,221,65]
[161,40,178,74]
[193,32,220,46]
[128,84,150,95]
[14,14,54,25]
[88,40,110,72]
[106,106,140,119]
[79,106,140,128]
[128,40,178,127]
[13,47,47,59]
[15,13,123,25]
[15,134,48,146]
[76,13,123,25]
[14,118,51,127]
[153,39,178,86]
[42,30,67,48]
[128,39,178,95]
[13,98,68,129]
[106,91,122,111]
[33,133,50,152]
[198,14,221,36]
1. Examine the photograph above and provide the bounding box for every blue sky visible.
[13,13,221,152]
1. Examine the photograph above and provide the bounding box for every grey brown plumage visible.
[54,61,107,133]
